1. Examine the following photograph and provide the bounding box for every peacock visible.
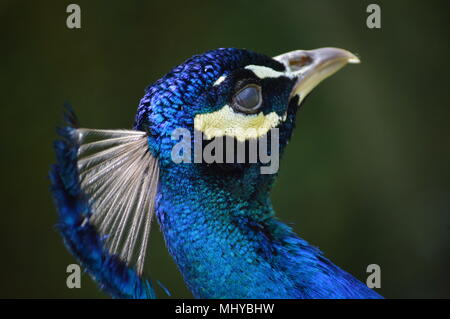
[50,47,382,299]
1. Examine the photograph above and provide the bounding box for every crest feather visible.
[75,128,159,275]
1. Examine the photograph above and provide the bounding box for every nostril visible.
[288,55,312,71]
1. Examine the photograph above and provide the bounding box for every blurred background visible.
[0,0,449,298]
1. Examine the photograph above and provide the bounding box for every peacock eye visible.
[232,84,262,114]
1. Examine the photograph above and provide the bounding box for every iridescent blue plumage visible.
[51,48,382,299]
[50,108,155,298]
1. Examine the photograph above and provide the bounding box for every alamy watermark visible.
[66,263,81,288]
[366,4,381,29]
[366,263,381,288]
[171,128,280,174]
[66,4,81,29]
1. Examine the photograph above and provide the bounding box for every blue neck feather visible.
[156,156,381,298]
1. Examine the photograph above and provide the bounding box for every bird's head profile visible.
[50,46,380,300]
[133,47,359,176]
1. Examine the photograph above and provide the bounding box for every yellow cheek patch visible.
[194,105,285,142]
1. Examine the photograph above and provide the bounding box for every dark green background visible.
[1,0,449,298]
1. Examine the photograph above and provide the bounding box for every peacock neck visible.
[155,162,382,298]
[155,162,300,298]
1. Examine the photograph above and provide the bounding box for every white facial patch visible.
[199,64,292,141]
[244,63,319,104]
[213,75,226,86]
[194,105,286,142]
[214,65,289,87]
[244,65,292,79]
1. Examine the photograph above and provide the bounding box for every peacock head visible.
[134,47,359,174]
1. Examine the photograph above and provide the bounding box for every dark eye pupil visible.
[234,85,261,112]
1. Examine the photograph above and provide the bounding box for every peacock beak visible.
[274,47,360,103]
